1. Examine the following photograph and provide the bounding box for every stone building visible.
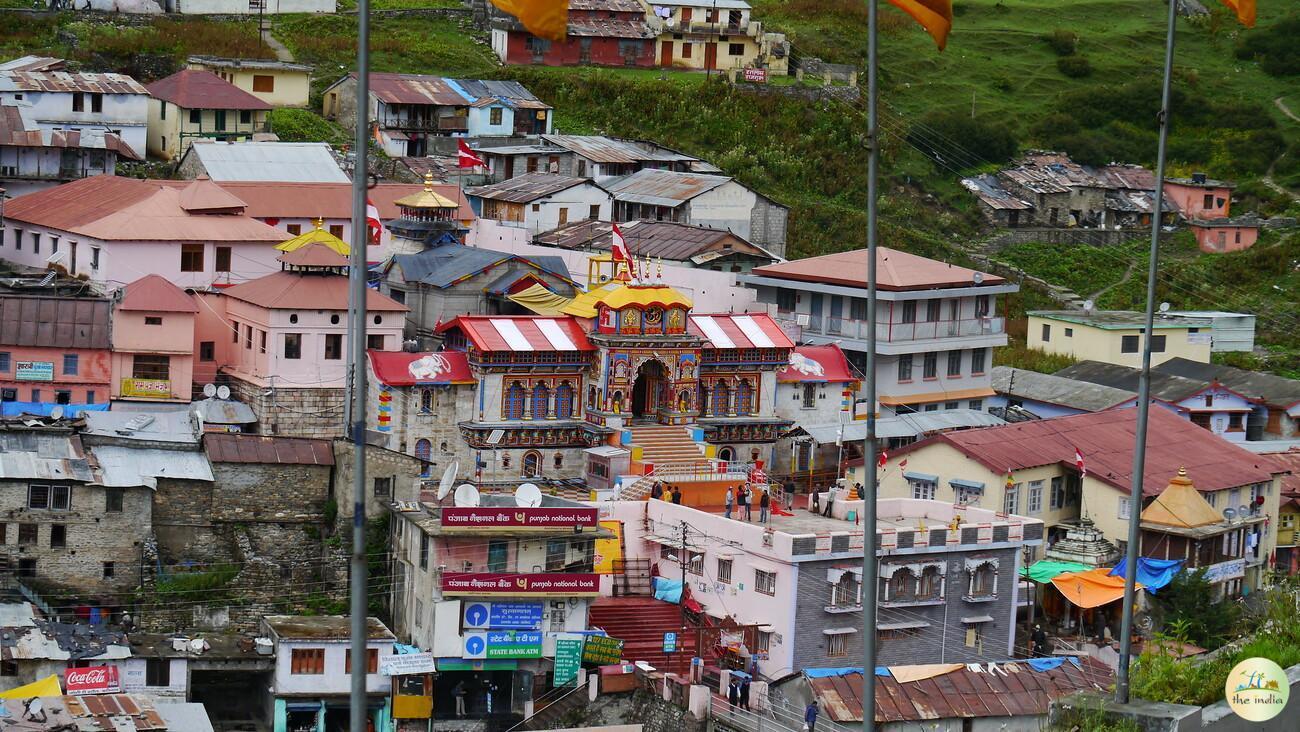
[366,350,478,481]
[330,438,424,523]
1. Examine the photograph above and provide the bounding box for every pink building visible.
[0,294,111,407]
[0,175,289,290]
[1190,218,1261,254]
[1164,173,1234,219]
[110,274,197,403]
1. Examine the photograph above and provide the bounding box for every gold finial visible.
[1177,466,1188,477]
[313,217,324,230]
[657,256,663,279]
[423,172,435,192]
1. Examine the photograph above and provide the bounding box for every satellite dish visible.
[203,383,217,398]
[216,385,231,400]
[50,405,64,420]
[1238,505,1250,519]
[516,482,543,508]
[437,462,459,501]
[1082,300,1095,312]
[1159,302,1171,313]
[972,272,984,285]
[453,484,480,507]
[1223,507,1237,521]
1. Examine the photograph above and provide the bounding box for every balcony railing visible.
[378,116,467,132]
[806,315,1005,343]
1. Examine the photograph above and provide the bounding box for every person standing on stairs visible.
[651,481,664,500]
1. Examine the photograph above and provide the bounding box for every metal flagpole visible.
[1115,0,1177,705]
[348,0,372,727]
[862,0,879,727]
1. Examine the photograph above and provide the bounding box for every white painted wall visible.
[689,181,760,240]
[0,89,149,158]
[272,638,391,696]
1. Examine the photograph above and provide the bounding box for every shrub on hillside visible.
[269,109,347,146]
[1045,29,1078,56]
[1056,55,1093,78]
[1234,13,1300,76]
[907,110,1018,168]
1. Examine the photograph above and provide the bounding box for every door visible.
[661,41,673,67]
[828,295,843,334]
[504,156,514,179]
[704,42,717,70]
[809,292,824,331]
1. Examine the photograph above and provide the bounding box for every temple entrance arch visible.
[631,359,670,420]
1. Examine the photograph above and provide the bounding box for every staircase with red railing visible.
[588,596,716,672]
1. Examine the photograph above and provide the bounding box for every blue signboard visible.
[464,602,491,629]
[490,602,544,629]
[663,632,677,653]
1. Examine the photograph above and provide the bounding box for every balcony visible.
[684,21,749,35]
[378,115,467,132]
[803,315,1006,344]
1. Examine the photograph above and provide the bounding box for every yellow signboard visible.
[593,520,623,574]
[120,378,171,399]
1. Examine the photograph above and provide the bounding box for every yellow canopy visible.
[508,283,575,316]
[0,674,61,698]
[1141,468,1224,529]
[275,220,350,255]
[562,282,692,318]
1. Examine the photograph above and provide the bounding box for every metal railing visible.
[807,316,1006,343]
[616,460,756,500]
[508,679,591,732]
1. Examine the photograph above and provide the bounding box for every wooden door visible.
[704,42,717,70]
[660,41,673,67]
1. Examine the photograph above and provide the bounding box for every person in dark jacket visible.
[738,486,750,521]
[671,487,683,504]
[759,490,771,523]
[805,700,819,732]
[739,677,751,710]
[650,482,664,500]
[727,678,740,713]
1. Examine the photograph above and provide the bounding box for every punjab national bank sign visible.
[440,507,599,531]
[441,573,600,597]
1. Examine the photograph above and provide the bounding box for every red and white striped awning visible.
[688,313,795,350]
[438,316,596,352]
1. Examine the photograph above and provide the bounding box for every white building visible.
[466,173,611,235]
[1166,310,1256,353]
[739,247,1016,415]
[1,101,140,196]
[176,141,348,183]
[0,65,150,161]
[264,615,395,732]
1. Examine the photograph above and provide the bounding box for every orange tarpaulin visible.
[1050,568,1143,609]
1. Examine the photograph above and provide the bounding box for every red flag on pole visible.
[877,449,889,469]
[611,223,637,278]
[458,139,486,169]
[1074,447,1087,477]
[365,198,384,245]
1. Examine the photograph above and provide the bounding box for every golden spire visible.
[423,172,435,192]
[313,217,324,230]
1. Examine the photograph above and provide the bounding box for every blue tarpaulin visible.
[1108,557,1184,593]
[1026,657,1067,672]
[0,402,109,417]
[803,667,891,678]
[653,577,682,604]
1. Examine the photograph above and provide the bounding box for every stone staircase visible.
[628,425,707,464]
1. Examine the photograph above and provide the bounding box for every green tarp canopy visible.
[1021,560,1090,584]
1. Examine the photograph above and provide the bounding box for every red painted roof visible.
[369,350,475,386]
[154,181,476,221]
[438,315,595,352]
[177,178,247,212]
[118,274,199,313]
[751,247,1004,291]
[1260,448,1300,498]
[688,313,794,350]
[891,407,1280,496]
[205,433,334,465]
[146,69,272,110]
[221,271,407,312]
[777,344,856,383]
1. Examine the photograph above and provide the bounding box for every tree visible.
[1152,568,1240,650]
[907,110,1018,168]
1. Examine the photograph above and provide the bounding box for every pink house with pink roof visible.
[111,274,197,403]
[1164,173,1262,254]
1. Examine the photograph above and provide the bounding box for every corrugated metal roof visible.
[1156,357,1300,410]
[363,72,471,106]
[154,180,475,221]
[603,168,731,206]
[188,55,313,72]
[1054,360,1229,403]
[0,294,111,349]
[450,78,551,109]
[205,433,335,465]
[991,366,1135,412]
[0,103,142,159]
[960,174,1032,210]
[83,410,199,443]
[181,141,349,183]
[541,135,697,164]
[146,69,271,110]
[389,244,511,288]
[0,55,66,72]
[570,0,644,11]
[0,69,147,95]
[91,445,213,488]
[809,409,1005,444]
[808,659,1112,723]
[66,694,169,730]
[466,172,595,203]
[534,219,774,264]
[264,614,393,640]
[190,397,257,425]
[0,430,96,482]
[565,19,658,38]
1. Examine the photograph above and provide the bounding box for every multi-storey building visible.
[264,615,395,732]
[646,0,790,75]
[0,101,140,196]
[109,275,197,404]
[490,0,658,69]
[740,247,1015,414]
[0,293,111,410]
[145,70,272,161]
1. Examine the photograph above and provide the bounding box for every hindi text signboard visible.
[441,573,600,597]
[582,634,624,665]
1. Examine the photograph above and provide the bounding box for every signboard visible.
[463,632,487,659]
[440,507,599,530]
[379,653,437,676]
[593,521,623,574]
[663,632,677,654]
[1203,558,1247,584]
[465,601,543,629]
[15,361,53,382]
[554,639,583,687]
[743,68,768,83]
[1188,333,1213,345]
[440,573,600,597]
[582,635,624,665]
[64,665,121,696]
[486,630,543,659]
[119,378,171,399]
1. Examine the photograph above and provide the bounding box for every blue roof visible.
[389,244,573,290]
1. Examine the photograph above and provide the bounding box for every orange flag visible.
[886,0,953,50]
[1218,0,1256,27]
[491,0,569,41]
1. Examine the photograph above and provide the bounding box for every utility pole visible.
[347,0,371,728]
[862,0,880,729]
[680,521,689,675]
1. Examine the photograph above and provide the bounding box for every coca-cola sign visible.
[65,665,121,695]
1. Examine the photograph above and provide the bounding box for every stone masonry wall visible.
[226,376,346,439]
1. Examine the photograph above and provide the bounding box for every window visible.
[214,110,227,131]
[531,383,551,419]
[30,389,39,402]
[1151,334,1167,353]
[16,522,38,546]
[286,224,302,235]
[505,382,525,420]
[367,334,385,350]
[589,204,601,220]
[373,477,392,499]
[55,390,71,405]
[546,539,567,571]
[687,552,703,575]
[802,383,816,409]
[776,289,796,312]
[549,602,566,631]
[17,559,35,578]
[324,334,343,360]
[901,301,916,323]
[72,92,84,112]
[970,348,987,374]
[418,533,429,570]
[897,354,913,382]
[831,572,859,607]
[86,391,95,405]
[290,648,325,674]
[910,479,936,501]
[718,558,733,584]
[523,450,542,478]
[975,295,990,317]
[30,232,39,254]
[557,207,569,226]
[1003,483,1020,515]
[922,352,938,379]
[258,330,267,354]
[284,333,302,360]
[102,561,115,579]
[132,355,170,380]
[199,341,214,362]
[882,567,916,602]
[1203,193,1214,210]
[926,300,940,322]
[1028,480,1043,514]
[1118,497,1131,520]
[252,74,275,92]
[29,484,70,510]
[143,316,163,327]
[0,353,8,372]
[555,381,575,419]
[1050,476,1066,510]
[488,539,508,572]
[727,42,744,55]
[968,563,996,598]
[105,488,124,512]
[969,399,983,411]
[755,569,776,596]
[489,107,503,125]
[91,247,100,270]
[1065,327,1073,337]
[682,42,693,58]
[414,439,431,477]
[345,648,379,674]
[63,354,78,375]
[918,566,942,600]
[91,93,102,113]
[947,351,961,377]
[1041,323,1051,342]
[827,633,848,657]
[50,524,65,549]
[145,658,170,687]
[215,246,231,273]
[180,244,204,272]
[420,389,435,413]
[1121,335,1140,354]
